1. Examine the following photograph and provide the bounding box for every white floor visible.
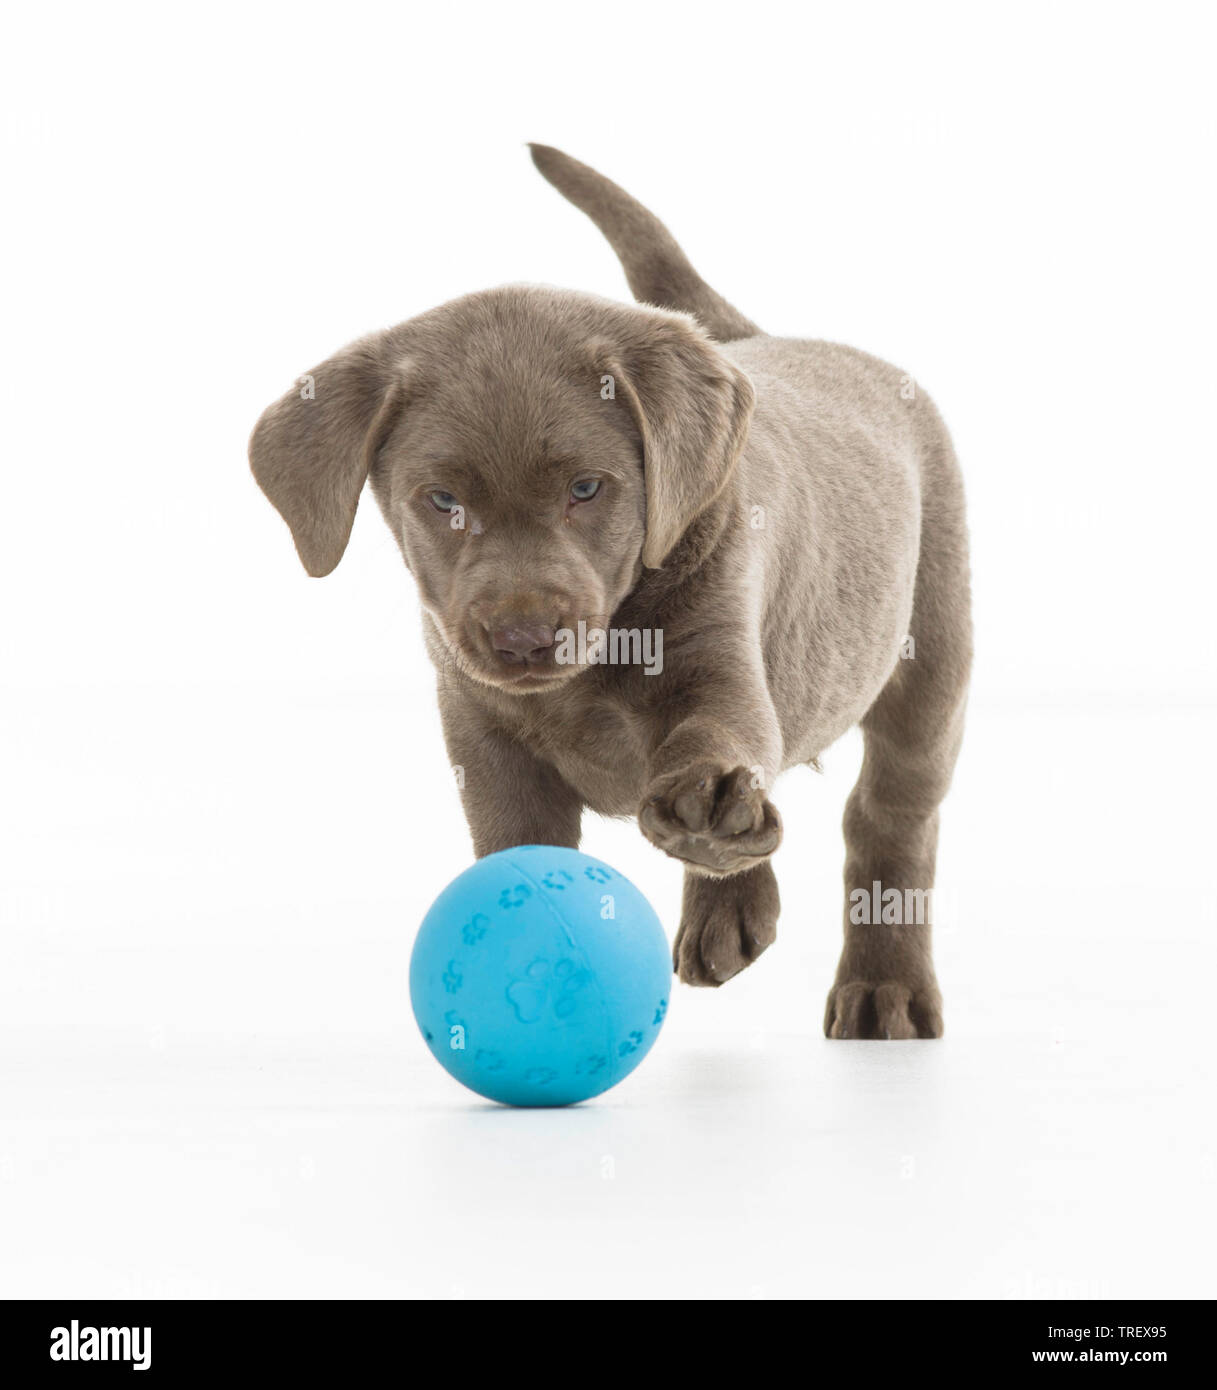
[2,684,1213,1299]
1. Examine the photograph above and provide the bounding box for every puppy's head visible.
[249,287,753,693]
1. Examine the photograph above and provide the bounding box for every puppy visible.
[250,146,972,1038]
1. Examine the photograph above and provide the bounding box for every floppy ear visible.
[248,333,409,577]
[606,314,754,569]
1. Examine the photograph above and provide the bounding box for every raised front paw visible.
[675,862,780,986]
[823,976,943,1039]
[639,762,782,876]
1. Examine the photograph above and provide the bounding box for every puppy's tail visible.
[528,144,761,342]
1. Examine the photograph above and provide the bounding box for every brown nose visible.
[490,620,556,665]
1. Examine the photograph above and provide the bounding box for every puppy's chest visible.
[507,685,652,816]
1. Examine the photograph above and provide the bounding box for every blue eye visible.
[428,490,459,512]
[570,479,602,502]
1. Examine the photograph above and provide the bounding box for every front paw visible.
[675,862,780,986]
[823,975,943,1039]
[639,762,782,875]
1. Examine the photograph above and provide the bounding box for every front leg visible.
[637,661,784,983]
[439,696,582,856]
[642,702,783,984]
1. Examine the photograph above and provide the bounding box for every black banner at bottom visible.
[0,1298,1199,1378]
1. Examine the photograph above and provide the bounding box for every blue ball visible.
[410,846,671,1106]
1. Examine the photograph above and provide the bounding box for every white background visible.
[1,0,1214,1298]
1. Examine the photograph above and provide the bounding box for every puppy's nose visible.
[490,620,556,665]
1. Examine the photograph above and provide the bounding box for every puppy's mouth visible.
[498,666,575,690]
[446,615,607,695]
[456,652,583,695]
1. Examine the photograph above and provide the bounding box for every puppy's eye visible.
[428,490,459,513]
[569,479,602,503]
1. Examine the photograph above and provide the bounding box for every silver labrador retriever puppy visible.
[250,146,972,1039]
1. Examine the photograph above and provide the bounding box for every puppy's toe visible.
[713,766,768,836]
[872,983,918,1040]
[825,981,875,1038]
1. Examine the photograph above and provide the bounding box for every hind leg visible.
[825,673,969,1038]
[825,439,972,1038]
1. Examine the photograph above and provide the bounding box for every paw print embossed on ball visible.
[506,957,592,1023]
[410,847,672,1106]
